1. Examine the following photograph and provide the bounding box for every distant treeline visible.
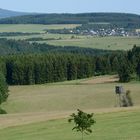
[0,13,140,29]
[0,32,40,37]
[0,38,115,56]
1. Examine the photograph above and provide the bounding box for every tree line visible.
[0,38,140,85]
[0,13,140,29]
[0,46,139,85]
[0,53,120,85]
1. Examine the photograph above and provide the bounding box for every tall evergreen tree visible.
[118,62,131,82]
[136,61,140,80]
[0,72,9,105]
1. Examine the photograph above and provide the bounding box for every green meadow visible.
[0,24,80,33]
[0,109,140,140]
[0,76,140,139]
[0,23,140,139]
[46,36,140,50]
[2,76,140,114]
[0,24,140,50]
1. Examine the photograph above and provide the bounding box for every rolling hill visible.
[0,12,140,29]
[0,8,29,19]
[0,9,140,29]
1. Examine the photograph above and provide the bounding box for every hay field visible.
[0,75,140,139]
[0,24,80,33]
[47,36,140,50]
[0,24,140,50]
[0,108,140,140]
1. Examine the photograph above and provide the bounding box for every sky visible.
[0,0,140,15]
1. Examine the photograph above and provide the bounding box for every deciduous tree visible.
[68,109,95,140]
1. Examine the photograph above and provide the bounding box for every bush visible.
[121,90,133,107]
[126,90,133,106]
[0,108,7,114]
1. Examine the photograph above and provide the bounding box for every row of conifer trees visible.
[0,45,140,85]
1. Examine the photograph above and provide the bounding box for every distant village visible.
[46,28,140,37]
[76,28,140,37]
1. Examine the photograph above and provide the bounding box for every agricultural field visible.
[5,34,140,50]
[46,36,140,50]
[0,75,140,139]
[4,34,140,50]
[0,8,140,140]
[0,24,80,33]
[6,33,77,41]
[0,24,140,50]
[0,109,140,140]
[2,75,140,114]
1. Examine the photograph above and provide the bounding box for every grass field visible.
[46,36,140,50]
[6,35,140,50]
[0,24,80,33]
[2,75,140,114]
[0,24,140,50]
[0,76,140,139]
[0,109,140,140]
[6,33,76,41]
[0,24,140,139]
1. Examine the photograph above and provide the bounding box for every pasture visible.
[0,109,140,140]
[46,36,140,50]
[0,24,80,33]
[0,24,140,50]
[0,75,140,139]
[5,34,140,50]
[2,75,140,114]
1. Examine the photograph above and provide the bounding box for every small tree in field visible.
[68,109,96,140]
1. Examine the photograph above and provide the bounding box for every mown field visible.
[2,75,140,114]
[0,24,80,33]
[0,24,140,50]
[5,34,140,50]
[0,109,140,140]
[0,24,140,139]
[0,76,140,139]
[46,36,140,50]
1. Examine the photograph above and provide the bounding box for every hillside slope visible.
[0,8,29,18]
[0,13,140,29]
[1,77,140,139]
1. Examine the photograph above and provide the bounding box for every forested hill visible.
[0,8,29,19]
[0,13,140,28]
